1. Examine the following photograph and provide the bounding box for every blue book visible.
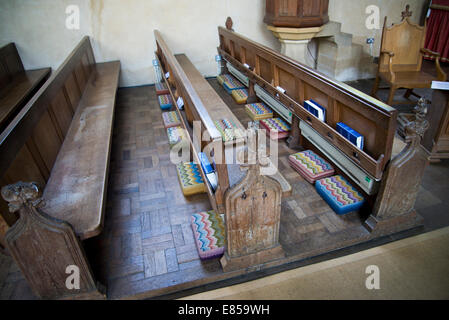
[198,152,218,191]
[304,100,326,122]
[337,122,364,150]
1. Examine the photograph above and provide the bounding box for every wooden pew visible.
[217,20,430,236]
[155,30,289,271]
[0,43,51,132]
[0,36,120,299]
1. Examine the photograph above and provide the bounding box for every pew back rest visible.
[218,26,397,180]
[0,36,96,225]
[0,43,25,90]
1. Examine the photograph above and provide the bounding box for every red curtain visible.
[425,0,449,62]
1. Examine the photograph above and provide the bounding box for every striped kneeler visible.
[222,75,245,94]
[158,94,173,110]
[288,150,334,184]
[176,162,206,196]
[315,175,365,215]
[260,118,291,140]
[231,88,248,104]
[214,118,242,142]
[245,102,273,121]
[162,111,181,128]
[191,210,226,260]
[155,82,169,95]
[167,126,189,149]
[217,74,235,86]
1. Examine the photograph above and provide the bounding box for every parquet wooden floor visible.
[1,77,448,300]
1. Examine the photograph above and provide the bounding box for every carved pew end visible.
[1,182,106,300]
[364,211,424,236]
[364,98,429,236]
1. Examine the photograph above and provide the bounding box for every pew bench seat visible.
[42,61,120,240]
[0,68,50,131]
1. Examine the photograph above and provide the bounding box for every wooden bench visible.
[217,19,429,237]
[155,31,288,272]
[0,43,51,132]
[0,36,120,299]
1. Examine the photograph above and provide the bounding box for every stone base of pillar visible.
[267,25,323,68]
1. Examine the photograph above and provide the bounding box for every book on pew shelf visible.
[304,99,326,122]
[336,122,364,150]
[177,96,184,110]
[198,152,218,191]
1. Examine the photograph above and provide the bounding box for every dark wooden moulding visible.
[217,22,430,237]
[0,36,121,299]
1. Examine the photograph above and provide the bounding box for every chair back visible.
[379,17,426,73]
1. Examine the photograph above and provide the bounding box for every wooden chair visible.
[372,17,447,105]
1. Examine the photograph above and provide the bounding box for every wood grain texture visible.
[372,17,447,105]
[264,0,329,28]
[1,81,431,300]
[43,61,121,240]
[217,26,397,179]
[2,182,104,299]
[0,68,51,131]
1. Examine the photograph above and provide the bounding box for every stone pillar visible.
[266,25,323,68]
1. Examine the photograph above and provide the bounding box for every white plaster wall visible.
[0,0,427,87]
[328,0,427,57]
[0,0,279,87]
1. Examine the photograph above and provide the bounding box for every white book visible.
[276,86,286,94]
[431,81,449,91]
[176,96,184,110]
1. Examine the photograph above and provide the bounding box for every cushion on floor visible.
[260,118,291,140]
[214,118,242,142]
[155,82,169,95]
[162,111,181,128]
[222,75,245,94]
[158,94,173,110]
[245,102,273,121]
[231,88,248,104]
[217,74,235,86]
[176,162,206,196]
[191,210,226,259]
[288,150,334,184]
[315,175,365,215]
[167,126,189,149]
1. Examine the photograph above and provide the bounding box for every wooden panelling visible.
[49,89,74,138]
[303,82,328,109]
[278,67,296,99]
[258,56,273,83]
[30,110,62,173]
[3,144,46,187]
[217,26,397,179]
[264,0,329,28]
[74,62,87,92]
[0,62,10,88]
[0,43,24,82]
[0,43,51,131]
[64,72,82,112]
